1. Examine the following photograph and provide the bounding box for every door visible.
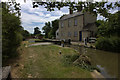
[79,31,82,41]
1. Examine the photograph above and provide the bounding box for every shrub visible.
[2,3,23,63]
[95,37,120,52]
[95,37,112,51]
[110,37,120,52]
[62,54,98,72]
[62,54,80,66]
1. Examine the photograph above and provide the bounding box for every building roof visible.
[60,11,84,20]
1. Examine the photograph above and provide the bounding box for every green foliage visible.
[95,37,120,53]
[95,12,120,52]
[34,27,41,35]
[96,12,120,37]
[95,37,112,51]
[2,2,22,62]
[62,54,99,72]
[63,54,80,66]
[33,2,119,18]
[51,19,59,37]
[42,20,59,39]
[19,26,30,40]
[42,22,51,38]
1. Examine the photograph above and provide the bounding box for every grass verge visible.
[11,44,92,78]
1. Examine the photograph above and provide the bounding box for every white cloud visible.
[109,9,118,14]
[46,14,51,17]
[19,0,69,33]
[97,14,106,20]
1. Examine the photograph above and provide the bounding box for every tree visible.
[50,19,59,38]
[42,22,51,38]
[96,11,120,37]
[42,19,59,39]
[2,2,22,63]
[95,12,120,52]
[34,27,41,35]
[33,2,120,18]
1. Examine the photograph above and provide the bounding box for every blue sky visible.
[3,0,119,34]
[20,0,70,33]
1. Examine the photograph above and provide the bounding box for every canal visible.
[69,45,119,78]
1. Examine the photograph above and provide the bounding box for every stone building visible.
[56,10,97,41]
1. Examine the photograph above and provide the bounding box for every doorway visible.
[79,31,82,41]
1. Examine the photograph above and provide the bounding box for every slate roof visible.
[60,11,84,20]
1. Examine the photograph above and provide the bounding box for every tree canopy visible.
[34,27,41,35]
[96,11,120,37]
[42,19,59,39]
[2,2,22,62]
[33,1,120,18]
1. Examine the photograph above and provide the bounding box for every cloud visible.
[3,0,119,33]
[108,8,118,14]
[97,14,106,20]
[21,0,68,33]
[20,1,69,33]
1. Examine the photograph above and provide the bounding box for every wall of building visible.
[58,15,83,41]
[58,11,97,41]
[82,31,90,41]
[84,12,97,26]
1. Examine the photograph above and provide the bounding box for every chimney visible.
[69,8,73,14]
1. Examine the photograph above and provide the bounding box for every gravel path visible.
[29,42,52,47]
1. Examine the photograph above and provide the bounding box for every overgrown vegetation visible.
[95,37,120,52]
[62,54,100,72]
[95,11,120,53]
[2,2,31,64]
[20,26,31,40]
[2,2,22,63]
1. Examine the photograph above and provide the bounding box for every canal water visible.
[68,45,119,78]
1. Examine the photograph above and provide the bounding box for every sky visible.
[2,0,119,33]
[20,0,69,33]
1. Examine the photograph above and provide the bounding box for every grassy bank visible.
[11,43,92,78]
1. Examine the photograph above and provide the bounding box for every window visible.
[68,32,71,37]
[61,32,63,36]
[74,19,77,26]
[74,32,78,37]
[68,20,71,27]
[61,22,64,28]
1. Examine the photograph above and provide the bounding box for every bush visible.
[2,3,23,63]
[95,37,120,52]
[62,54,80,66]
[62,54,98,72]
[110,37,120,52]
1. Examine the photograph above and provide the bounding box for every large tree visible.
[96,11,120,37]
[2,2,22,63]
[34,27,41,35]
[48,19,59,38]
[20,26,31,40]
[42,20,59,39]
[32,1,120,18]
[42,22,51,38]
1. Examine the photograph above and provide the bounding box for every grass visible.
[12,43,92,78]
